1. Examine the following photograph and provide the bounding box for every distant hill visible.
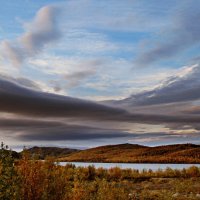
[22,146,79,159]
[58,143,200,163]
[2,143,200,163]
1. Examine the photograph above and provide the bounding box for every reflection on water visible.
[59,162,200,171]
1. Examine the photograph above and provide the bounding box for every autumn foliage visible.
[59,143,200,164]
[1,143,200,200]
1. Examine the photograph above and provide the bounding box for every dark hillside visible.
[22,146,79,159]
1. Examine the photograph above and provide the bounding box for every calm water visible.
[59,162,200,171]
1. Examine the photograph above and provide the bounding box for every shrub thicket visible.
[1,144,200,200]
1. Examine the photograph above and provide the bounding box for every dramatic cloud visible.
[1,77,200,125]
[0,118,130,141]
[135,2,200,66]
[119,64,200,106]
[19,130,196,142]
[2,117,199,143]
[1,5,61,66]
[0,74,40,90]
[0,77,128,120]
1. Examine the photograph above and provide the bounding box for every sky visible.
[0,0,200,150]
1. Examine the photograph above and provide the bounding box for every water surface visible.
[59,162,200,171]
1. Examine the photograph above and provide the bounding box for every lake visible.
[59,162,200,171]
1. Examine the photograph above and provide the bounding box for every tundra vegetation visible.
[1,143,200,200]
[58,143,200,164]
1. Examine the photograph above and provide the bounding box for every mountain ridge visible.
[58,143,200,163]
[3,143,200,163]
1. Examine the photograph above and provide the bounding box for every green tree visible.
[0,142,20,200]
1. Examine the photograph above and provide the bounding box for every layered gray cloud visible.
[1,77,200,125]
[118,64,200,106]
[1,76,200,144]
[0,118,130,141]
[0,74,40,90]
[0,77,129,120]
[2,117,199,143]
[17,127,130,141]
[1,5,61,66]
[135,2,200,66]
[18,130,191,142]
[183,106,200,116]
